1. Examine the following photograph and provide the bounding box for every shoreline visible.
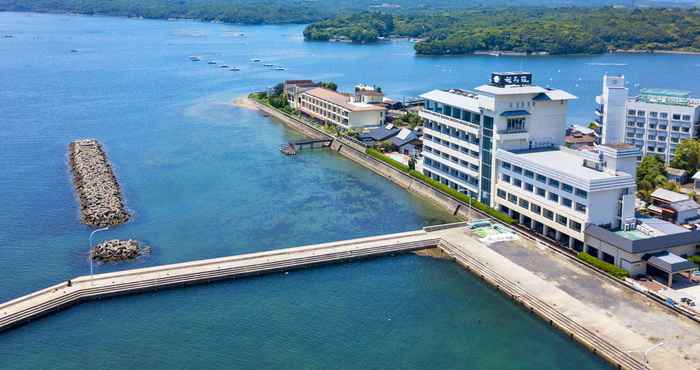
[232,96,259,111]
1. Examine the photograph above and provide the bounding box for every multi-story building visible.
[297,87,386,129]
[596,74,700,163]
[494,144,638,250]
[419,72,577,205]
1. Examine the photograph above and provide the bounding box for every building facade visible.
[597,74,700,163]
[419,72,577,205]
[494,144,638,251]
[297,87,386,129]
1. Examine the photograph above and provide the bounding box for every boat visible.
[220,65,230,68]
[250,58,261,62]
[189,55,201,61]
[229,67,240,71]
[207,60,217,64]
[263,63,274,67]
[70,49,79,53]
[274,67,286,71]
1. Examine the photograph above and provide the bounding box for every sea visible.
[1,11,698,369]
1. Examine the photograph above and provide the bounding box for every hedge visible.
[366,148,515,225]
[689,255,700,265]
[577,252,630,279]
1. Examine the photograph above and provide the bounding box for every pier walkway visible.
[0,229,439,333]
[0,224,659,369]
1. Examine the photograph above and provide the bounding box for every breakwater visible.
[92,239,148,262]
[0,225,650,370]
[68,139,130,227]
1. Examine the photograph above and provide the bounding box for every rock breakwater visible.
[69,139,130,227]
[91,239,148,262]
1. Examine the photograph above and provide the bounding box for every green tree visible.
[670,139,700,175]
[637,155,667,201]
[319,82,338,91]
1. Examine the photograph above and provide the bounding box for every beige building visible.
[298,87,386,129]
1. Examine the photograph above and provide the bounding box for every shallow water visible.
[3,11,697,368]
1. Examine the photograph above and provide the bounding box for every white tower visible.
[597,74,628,145]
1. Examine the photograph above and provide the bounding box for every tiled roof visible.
[304,88,385,112]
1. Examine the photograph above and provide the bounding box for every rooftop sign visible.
[490,72,532,87]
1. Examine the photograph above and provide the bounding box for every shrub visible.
[689,255,700,265]
[577,252,630,279]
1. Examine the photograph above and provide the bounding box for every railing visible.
[497,128,528,135]
[419,109,480,131]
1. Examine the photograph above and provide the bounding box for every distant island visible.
[0,0,652,25]
[303,8,700,55]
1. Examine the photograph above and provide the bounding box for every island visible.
[303,8,700,55]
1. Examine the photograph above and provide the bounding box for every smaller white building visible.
[298,87,386,129]
[596,74,700,163]
[494,144,639,251]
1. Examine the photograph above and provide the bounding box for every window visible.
[650,111,658,118]
[548,178,560,188]
[548,192,559,202]
[648,124,656,129]
[660,112,668,119]
[497,189,507,199]
[536,174,547,183]
[543,209,554,220]
[637,110,645,116]
[508,194,518,204]
[501,174,511,183]
[658,136,666,141]
[530,204,541,214]
[673,114,681,120]
[512,166,522,174]
[524,170,534,179]
[659,124,667,130]
[536,187,546,197]
[672,126,680,132]
[682,115,691,121]
[506,117,526,132]
[570,221,582,232]
[525,183,534,192]
[561,198,572,208]
[575,202,587,213]
[556,214,568,226]
[648,135,656,140]
[513,178,522,187]
[562,183,573,193]
[519,199,529,209]
[628,109,636,115]
[681,127,690,133]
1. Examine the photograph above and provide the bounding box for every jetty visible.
[69,139,130,227]
[280,138,333,155]
[0,223,653,370]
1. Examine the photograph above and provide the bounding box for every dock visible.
[0,224,653,370]
[280,139,333,155]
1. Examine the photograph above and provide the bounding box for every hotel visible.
[596,74,700,163]
[294,86,386,130]
[419,72,576,205]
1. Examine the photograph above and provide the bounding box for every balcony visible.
[496,127,529,140]
[419,109,480,132]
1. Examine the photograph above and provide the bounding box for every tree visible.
[670,139,700,175]
[636,155,667,201]
[320,82,337,91]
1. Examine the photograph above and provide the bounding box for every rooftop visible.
[475,85,577,100]
[651,188,689,203]
[507,147,617,180]
[614,217,689,241]
[305,87,386,112]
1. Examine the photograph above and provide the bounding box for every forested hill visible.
[303,8,700,55]
[0,0,647,24]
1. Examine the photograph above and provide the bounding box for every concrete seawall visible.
[0,224,650,370]
[0,230,439,333]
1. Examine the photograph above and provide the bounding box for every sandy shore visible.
[232,96,258,110]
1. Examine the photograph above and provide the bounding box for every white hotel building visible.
[296,87,386,130]
[596,74,700,163]
[419,72,642,251]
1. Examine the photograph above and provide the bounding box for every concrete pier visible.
[0,229,439,333]
[0,224,656,369]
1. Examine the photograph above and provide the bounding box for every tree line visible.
[303,8,700,55]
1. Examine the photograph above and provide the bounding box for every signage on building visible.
[490,72,532,87]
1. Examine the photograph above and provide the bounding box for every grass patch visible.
[577,252,630,279]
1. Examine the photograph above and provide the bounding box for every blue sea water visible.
[1,11,698,368]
